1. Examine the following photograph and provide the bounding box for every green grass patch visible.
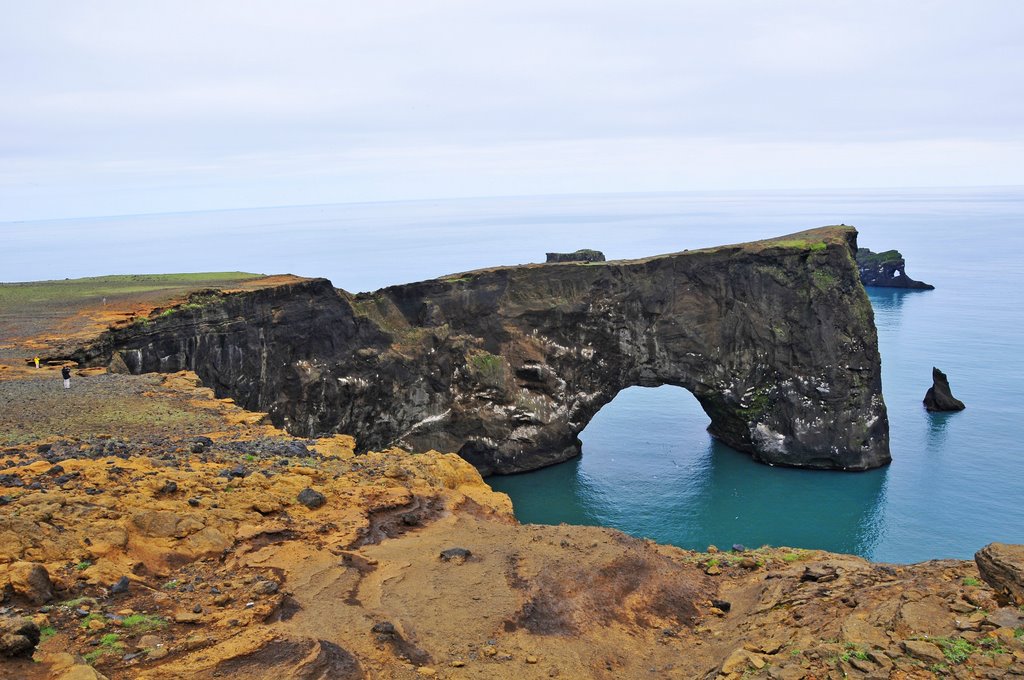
[932,636,976,664]
[467,350,507,388]
[122,613,168,633]
[961,576,982,587]
[978,635,1006,655]
[39,625,56,642]
[84,633,124,664]
[0,272,260,300]
[840,642,869,662]
[771,239,828,252]
[75,560,92,571]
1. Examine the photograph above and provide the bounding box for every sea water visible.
[3,187,1022,563]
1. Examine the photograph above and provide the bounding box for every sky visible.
[2,0,1023,221]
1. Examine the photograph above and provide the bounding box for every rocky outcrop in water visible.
[856,247,934,289]
[71,226,890,474]
[545,249,605,263]
[924,366,966,412]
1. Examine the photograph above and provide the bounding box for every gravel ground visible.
[0,371,221,447]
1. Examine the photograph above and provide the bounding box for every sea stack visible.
[923,367,965,412]
[855,248,934,289]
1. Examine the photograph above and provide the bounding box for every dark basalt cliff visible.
[71,226,890,474]
[856,247,934,289]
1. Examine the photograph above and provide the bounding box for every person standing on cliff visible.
[34,355,40,368]
[61,365,71,389]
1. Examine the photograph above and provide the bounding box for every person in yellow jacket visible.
[34,355,40,368]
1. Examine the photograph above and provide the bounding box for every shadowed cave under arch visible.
[72,226,891,474]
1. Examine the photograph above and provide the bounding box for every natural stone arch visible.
[73,226,890,475]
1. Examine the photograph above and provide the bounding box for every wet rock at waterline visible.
[924,366,966,412]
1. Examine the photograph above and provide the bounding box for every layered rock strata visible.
[71,226,890,474]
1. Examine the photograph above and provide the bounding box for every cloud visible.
[1,1,1022,220]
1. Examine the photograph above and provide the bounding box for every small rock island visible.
[924,366,966,411]
[856,247,934,289]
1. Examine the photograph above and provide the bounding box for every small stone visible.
[731,544,747,552]
[148,646,169,660]
[705,564,721,576]
[187,497,201,507]
[416,668,436,677]
[192,604,203,614]
[371,621,396,635]
[174,612,202,624]
[711,599,731,612]
[137,634,161,650]
[158,480,177,494]
[252,580,279,596]
[439,548,472,563]
[483,647,498,657]
[902,640,945,666]
[110,576,130,595]
[526,655,539,664]
[297,487,326,509]
[450,660,466,667]
[213,594,232,606]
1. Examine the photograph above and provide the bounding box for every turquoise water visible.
[3,187,1022,562]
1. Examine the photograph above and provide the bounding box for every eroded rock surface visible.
[0,355,1019,679]
[976,542,1024,605]
[70,227,889,474]
[856,247,934,289]
[924,366,966,412]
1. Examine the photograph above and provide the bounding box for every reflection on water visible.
[925,411,955,449]
[488,386,887,557]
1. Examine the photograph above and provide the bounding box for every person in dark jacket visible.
[61,365,71,389]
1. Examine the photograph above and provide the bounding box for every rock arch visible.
[73,226,890,474]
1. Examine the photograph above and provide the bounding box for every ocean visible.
[3,187,1022,563]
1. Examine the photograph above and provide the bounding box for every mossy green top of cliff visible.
[855,248,903,268]
[0,272,262,305]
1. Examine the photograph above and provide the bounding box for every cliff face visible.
[72,226,890,474]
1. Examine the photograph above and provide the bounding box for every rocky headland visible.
[1,237,1022,679]
[69,227,889,474]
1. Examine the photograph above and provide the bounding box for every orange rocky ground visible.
[1,281,1023,680]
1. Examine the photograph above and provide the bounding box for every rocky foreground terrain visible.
[1,277,1022,679]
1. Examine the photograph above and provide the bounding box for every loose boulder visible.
[0,617,41,657]
[297,487,326,509]
[923,367,965,412]
[975,542,1024,606]
[6,561,55,604]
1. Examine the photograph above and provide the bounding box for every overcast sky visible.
[2,1,1022,221]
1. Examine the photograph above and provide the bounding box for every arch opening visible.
[488,384,888,555]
